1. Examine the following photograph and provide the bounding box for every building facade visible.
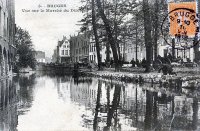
[35,51,46,63]
[0,0,16,77]
[88,37,114,64]
[123,40,146,62]
[57,37,70,63]
[88,39,145,64]
[70,33,89,63]
[52,36,71,63]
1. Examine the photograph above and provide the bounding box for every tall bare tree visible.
[96,0,120,69]
[152,0,159,61]
[143,0,153,72]
[92,0,102,70]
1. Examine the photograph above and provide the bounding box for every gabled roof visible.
[58,36,68,47]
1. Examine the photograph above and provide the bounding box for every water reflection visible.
[0,77,17,131]
[0,73,200,130]
[18,74,36,115]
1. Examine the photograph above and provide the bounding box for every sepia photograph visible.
[1,0,200,130]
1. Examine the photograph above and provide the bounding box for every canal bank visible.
[81,67,200,88]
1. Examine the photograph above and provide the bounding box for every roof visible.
[58,36,68,47]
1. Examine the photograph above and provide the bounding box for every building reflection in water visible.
[53,76,200,130]
[0,74,36,131]
[0,77,17,131]
[71,79,200,131]
[0,74,200,130]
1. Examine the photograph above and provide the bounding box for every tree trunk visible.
[193,37,199,62]
[135,14,138,60]
[92,0,102,70]
[153,0,159,61]
[143,0,152,72]
[106,40,110,64]
[113,0,121,64]
[96,0,119,69]
[123,35,126,61]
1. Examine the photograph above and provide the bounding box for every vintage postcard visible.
[0,0,200,130]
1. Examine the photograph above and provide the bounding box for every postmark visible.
[161,2,200,50]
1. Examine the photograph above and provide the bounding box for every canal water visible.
[0,73,200,131]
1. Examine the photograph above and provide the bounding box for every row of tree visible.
[79,0,168,72]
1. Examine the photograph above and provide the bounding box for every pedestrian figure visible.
[136,59,140,67]
[110,59,114,68]
[131,58,136,67]
[141,58,146,68]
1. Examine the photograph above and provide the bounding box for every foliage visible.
[79,0,141,68]
[14,26,36,70]
[78,0,170,71]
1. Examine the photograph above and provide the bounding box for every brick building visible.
[69,33,89,63]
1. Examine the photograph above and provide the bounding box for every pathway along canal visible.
[0,72,199,130]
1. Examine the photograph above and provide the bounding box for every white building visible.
[89,41,114,63]
[158,39,195,62]
[124,40,146,62]
[35,51,46,63]
[57,36,71,63]
[89,37,146,64]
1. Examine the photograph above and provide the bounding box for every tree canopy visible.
[79,0,169,72]
[14,26,36,70]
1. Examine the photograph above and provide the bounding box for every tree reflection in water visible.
[93,80,102,131]
[0,74,200,131]
[17,74,36,115]
[106,84,121,130]
[91,78,200,130]
[93,80,122,131]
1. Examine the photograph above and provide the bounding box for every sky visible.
[15,0,84,58]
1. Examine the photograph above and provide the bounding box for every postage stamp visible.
[161,2,200,50]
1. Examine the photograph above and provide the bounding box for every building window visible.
[62,50,64,55]
[79,48,81,54]
[93,44,96,52]
[63,45,66,48]
[65,50,68,55]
